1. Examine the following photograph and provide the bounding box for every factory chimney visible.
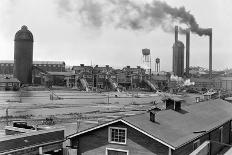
[186,29,190,77]
[175,26,178,42]
[209,29,212,79]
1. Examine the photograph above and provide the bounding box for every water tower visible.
[142,48,151,75]
[14,25,34,84]
[155,58,160,72]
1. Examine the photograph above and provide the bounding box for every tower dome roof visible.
[14,25,34,42]
[173,41,184,48]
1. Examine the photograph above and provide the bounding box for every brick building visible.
[67,99,232,155]
[0,60,65,75]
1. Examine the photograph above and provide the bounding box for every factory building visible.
[33,61,65,72]
[14,25,34,84]
[173,26,184,77]
[0,60,65,75]
[0,60,14,75]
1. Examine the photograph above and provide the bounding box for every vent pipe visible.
[175,26,178,42]
[209,29,212,79]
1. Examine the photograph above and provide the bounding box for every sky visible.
[0,0,232,71]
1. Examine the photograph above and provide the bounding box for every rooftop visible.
[0,60,65,65]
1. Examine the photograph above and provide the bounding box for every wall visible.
[173,133,209,155]
[210,121,230,155]
[71,121,169,155]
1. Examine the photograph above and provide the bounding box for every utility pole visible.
[107,92,110,104]
[6,108,8,126]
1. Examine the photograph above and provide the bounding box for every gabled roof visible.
[67,99,232,150]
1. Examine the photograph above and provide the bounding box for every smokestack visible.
[175,26,178,42]
[209,28,212,79]
[186,29,190,77]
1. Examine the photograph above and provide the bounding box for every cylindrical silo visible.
[173,41,184,77]
[13,25,34,84]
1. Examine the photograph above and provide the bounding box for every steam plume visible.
[57,0,211,36]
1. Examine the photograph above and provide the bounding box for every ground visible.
[0,90,202,140]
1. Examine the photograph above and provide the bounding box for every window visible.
[108,127,127,144]
[193,139,200,150]
[219,126,223,143]
[99,75,105,78]
[106,148,128,155]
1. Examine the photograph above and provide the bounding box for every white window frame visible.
[219,126,223,143]
[106,148,129,155]
[108,127,127,145]
[193,139,200,150]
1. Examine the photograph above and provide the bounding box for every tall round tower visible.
[13,25,34,84]
[173,41,184,77]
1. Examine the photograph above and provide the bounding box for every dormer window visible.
[108,127,127,144]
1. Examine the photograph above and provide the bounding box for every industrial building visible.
[0,60,65,75]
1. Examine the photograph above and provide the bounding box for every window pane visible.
[110,128,126,143]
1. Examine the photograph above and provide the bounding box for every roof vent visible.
[148,107,161,123]
[80,64,84,67]
[150,111,156,122]
[163,97,183,111]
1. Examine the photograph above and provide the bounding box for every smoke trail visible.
[57,0,211,36]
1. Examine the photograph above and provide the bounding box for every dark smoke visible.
[57,0,211,36]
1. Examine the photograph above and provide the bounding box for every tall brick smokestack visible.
[175,26,178,42]
[186,29,190,77]
[209,28,212,79]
